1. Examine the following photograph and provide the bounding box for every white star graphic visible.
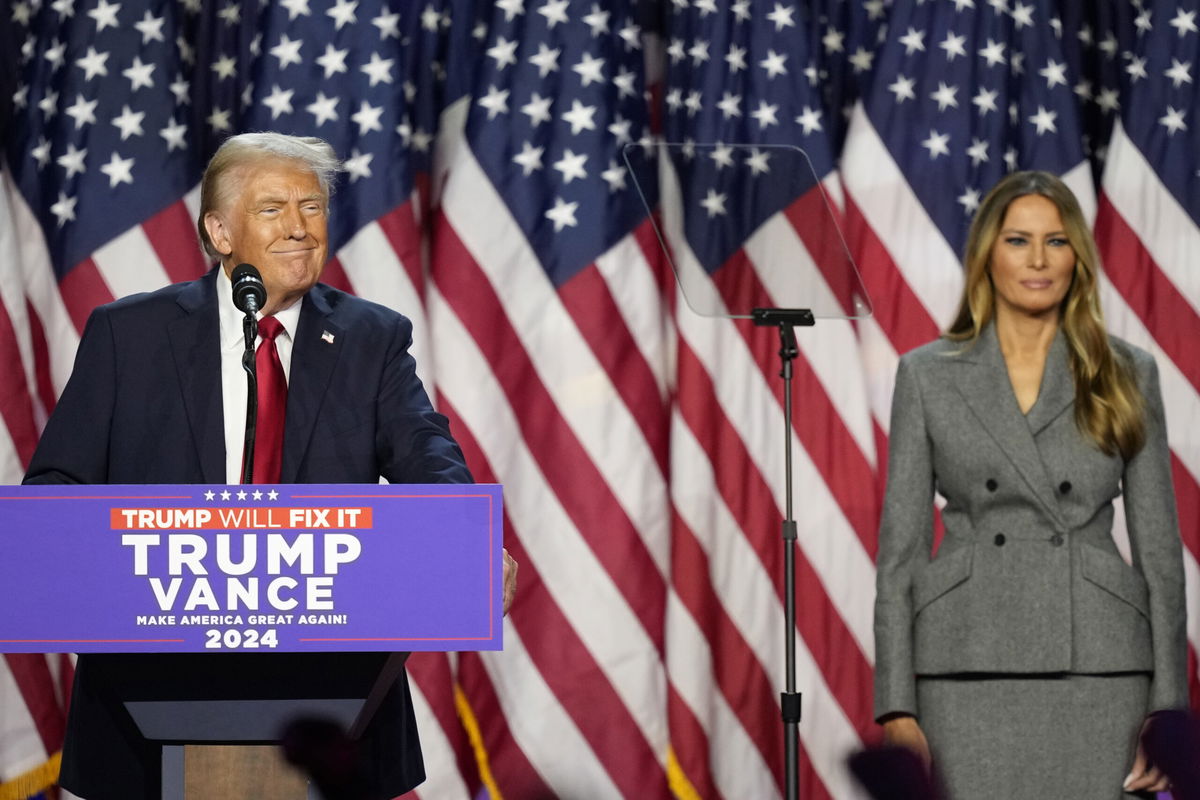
[170,76,190,105]
[561,100,597,135]
[316,45,348,78]
[44,39,67,70]
[1028,105,1057,135]
[717,91,742,118]
[940,32,967,61]
[613,66,637,98]
[220,490,232,501]
[1165,58,1193,88]
[1095,87,1119,113]
[211,54,237,80]
[1039,59,1068,89]
[123,56,155,91]
[899,27,926,55]
[267,490,279,500]
[477,85,509,119]
[760,49,788,78]
[553,149,588,183]
[921,129,950,158]
[87,0,120,31]
[217,2,240,24]
[848,47,874,73]
[236,490,248,500]
[746,148,770,175]
[979,39,1006,67]
[51,0,74,19]
[709,143,734,168]
[134,9,165,42]
[972,87,999,115]
[64,94,97,129]
[160,118,187,151]
[888,74,916,103]
[544,197,579,231]
[618,22,641,50]
[37,90,59,119]
[270,35,303,69]
[57,143,87,177]
[372,8,399,38]
[1170,8,1198,36]
[1126,56,1148,83]
[689,39,710,65]
[582,4,609,35]
[207,106,232,132]
[751,100,779,127]
[538,0,568,28]
[573,52,605,86]
[262,85,294,119]
[957,187,981,214]
[600,160,626,191]
[513,141,544,176]
[306,92,339,125]
[50,192,76,226]
[344,148,374,180]
[732,0,750,21]
[496,0,523,20]
[1134,9,1152,35]
[76,47,109,80]
[488,37,518,69]
[1159,106,1187,136]
[822,28,845,54]
[1010,2,1034,29]
[361,52,394,86]
[930,81,959,111]
[795,105,823,134]
[529,43,560,77]
[279,0,310,19]
[700,189,727,217]
[31,137,51,168]
[684,90,702,117]
[252,490,263,500]
[351,100,384,133]
[99,151,134,188]
[967,138,989,165]
[204,490,216,501]
[326,0,357,29]
[766,2,794,32]
[607,114,632,144]
[111,104,144,139]
[725,44,747,72]
[521,93,552,126]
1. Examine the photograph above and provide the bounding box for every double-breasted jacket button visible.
[1059,481,1072,494]
[1050,534,1064,547]
[994,533,1006,546]
[986,479,998,492]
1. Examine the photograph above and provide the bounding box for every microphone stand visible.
[752,306,814,800]
[240,312,258,484]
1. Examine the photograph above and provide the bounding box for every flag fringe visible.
[665,746,702,800]
[0,751,60,800]
[453,684,503,800]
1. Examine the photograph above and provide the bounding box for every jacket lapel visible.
[1024,330,1074,435]
[281,286,344,483]
[167,271,225,484]
[949,323,1065,524]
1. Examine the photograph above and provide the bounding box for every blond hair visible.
[196,133,342,259]
[947,171,1145,458]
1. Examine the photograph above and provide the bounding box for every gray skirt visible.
[917,673,1151,800]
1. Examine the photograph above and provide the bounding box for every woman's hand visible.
[1124,717,1171,794]
[881,714,932,772]
[502,548,518,616]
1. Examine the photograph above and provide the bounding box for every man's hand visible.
[502,548,518,616]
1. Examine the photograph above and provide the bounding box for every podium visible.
[0,484,503,799]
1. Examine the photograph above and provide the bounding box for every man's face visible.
[205,159,329,315]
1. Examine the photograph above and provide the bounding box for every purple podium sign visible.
[0,484,503,653]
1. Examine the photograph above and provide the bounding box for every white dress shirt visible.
[216,266,303,484]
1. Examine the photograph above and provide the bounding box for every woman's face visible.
[989,194,1077,323]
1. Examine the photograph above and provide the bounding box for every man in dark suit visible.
[24,132,515,799]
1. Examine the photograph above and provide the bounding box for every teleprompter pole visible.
[752,307,814,800]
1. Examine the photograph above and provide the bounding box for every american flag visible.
[1,2,1197,800]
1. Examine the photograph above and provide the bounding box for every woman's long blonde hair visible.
[946,171,1145,459]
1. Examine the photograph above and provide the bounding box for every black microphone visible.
[231,263,266,315]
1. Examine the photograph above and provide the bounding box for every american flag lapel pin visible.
[321,330,335,344]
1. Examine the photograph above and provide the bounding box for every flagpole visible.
[753,307,813,800]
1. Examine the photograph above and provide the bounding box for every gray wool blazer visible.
[873,322,1188,721]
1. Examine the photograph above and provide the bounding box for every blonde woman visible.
[873,171,1187,799]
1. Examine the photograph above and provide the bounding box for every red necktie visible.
[251,316,287,484]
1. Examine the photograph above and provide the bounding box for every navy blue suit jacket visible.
[25,269,472,799]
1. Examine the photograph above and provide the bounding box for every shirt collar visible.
[216,265,303,350]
